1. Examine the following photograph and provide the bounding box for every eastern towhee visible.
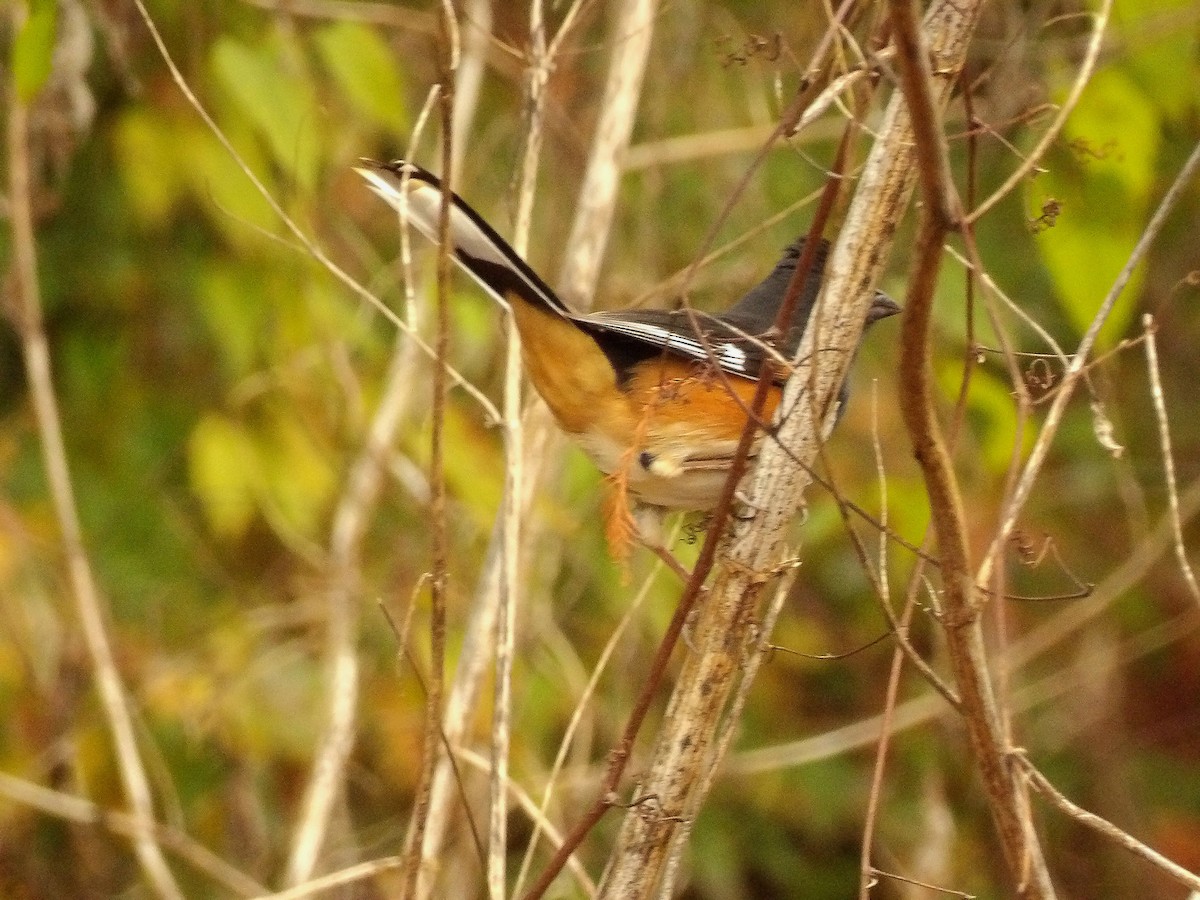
[358,160,899,517]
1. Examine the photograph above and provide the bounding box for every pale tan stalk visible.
[6,14,181,897]
[600,0,992,894]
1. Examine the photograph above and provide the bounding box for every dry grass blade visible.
[0,773,265,897]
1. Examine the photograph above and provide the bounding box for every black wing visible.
[577,307,779,382]
[577,237,831,383]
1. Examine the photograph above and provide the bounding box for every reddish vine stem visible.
[887,0,1055,894]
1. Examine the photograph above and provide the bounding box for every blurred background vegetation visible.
[1,0,1198,897]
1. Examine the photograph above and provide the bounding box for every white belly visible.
[572,429,743,510]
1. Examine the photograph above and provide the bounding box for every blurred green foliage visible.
[2,0,1199,897]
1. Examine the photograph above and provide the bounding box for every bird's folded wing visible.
[579,308,783,381]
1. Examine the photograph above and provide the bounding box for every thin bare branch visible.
[401,8,459,898]
[512,555,665,896]
[488,2,551,893]
[254,858,405,900]
[450,0,493,176]
[284,89,441,888]
[1143,314,1200,605]
[416,0,637,890]
[888,0,958,226]
[1016,754,1200,893]
[456,748,598,896]
[858,385,919,899]
[734,475,1200,777]
[557,0,659,307]
[623,122,838,171]
[889,0,1055,889]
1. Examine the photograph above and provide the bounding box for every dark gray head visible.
[724,237,901,350]
[721,237,829,333]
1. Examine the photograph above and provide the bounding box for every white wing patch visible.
[578,314,754,376]
[719,342,747,370]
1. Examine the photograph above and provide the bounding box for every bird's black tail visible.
[356,160,571,317]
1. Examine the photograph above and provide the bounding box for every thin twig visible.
[557,0,658,307]
[1142,314,1200,604]
[254,858,405,900]
[623,121,841,170]
[888,0,957,227]
[967,0,1113,224]
[1015,754,1200,894]
[942,244,1071,368]
[487,2,550,893]
[733,476,1200,776]
[978,136,1200,588]
[401,8,458,898]
[455,747,598,896]
[413,1,604,892]
[450,0,493,176]
[857,380,918,899]
[511,557,664,896]
[822,398,963,710]
[283,88,440,888]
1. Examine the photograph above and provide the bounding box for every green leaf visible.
[936,361,1028,475]
[1113,0,1199,122]
[314,20,407,134]
[210,36,321,190]
[12,0,58,101]
[197,262,268,378]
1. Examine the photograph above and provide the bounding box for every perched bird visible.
[358,160,898,520]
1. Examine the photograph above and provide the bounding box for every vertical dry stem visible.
[418,0,657,892]
[5,19,181,900]
[557,0,658,307]
[285,89,442,887]
[401,8,458,899]
[488,2,551,894]
[1143,315,1200,604]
